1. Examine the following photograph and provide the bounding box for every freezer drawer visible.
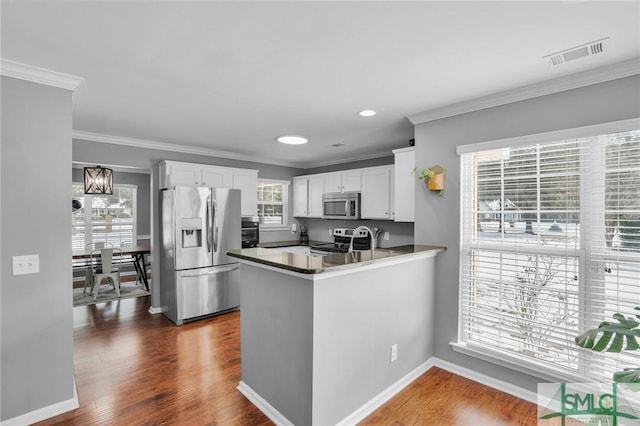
[175,263,240,324]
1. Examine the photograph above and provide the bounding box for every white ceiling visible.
[2,1,639,168]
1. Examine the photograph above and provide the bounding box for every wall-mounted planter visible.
[427,173,444,191]
[414,164,446,195]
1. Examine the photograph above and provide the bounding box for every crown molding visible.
[72,130,397,170]
[0,59,84,105]
[72,130,309,169]
[407,58,640,125]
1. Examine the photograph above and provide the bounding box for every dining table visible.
[72,244,150,291]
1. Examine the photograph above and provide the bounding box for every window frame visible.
[256,178,290,230]
[455,118,640,383]
[72,182,138,249]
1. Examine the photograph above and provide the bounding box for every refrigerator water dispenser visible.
[181,218,203,248]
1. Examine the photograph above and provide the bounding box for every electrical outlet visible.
[329,229,333,237]
[12,254,40,275]
[291,223,297,233]
[383,232,390,241]
[390,344,398,362]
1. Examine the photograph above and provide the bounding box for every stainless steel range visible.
[310,228,374,254]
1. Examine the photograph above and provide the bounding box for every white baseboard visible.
[237,381,294,426]
[337,358,435,425]
[148,305,165,314]
[1,379,79,426]
[432,357,538,404]
[238,357,536,426]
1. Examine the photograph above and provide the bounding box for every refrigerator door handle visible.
[180,264,240,277]
[213,199,219,253]
[206,196,212,252]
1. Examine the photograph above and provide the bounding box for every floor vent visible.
[543,37,608,66]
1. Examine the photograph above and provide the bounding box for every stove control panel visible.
[332,228,369,238]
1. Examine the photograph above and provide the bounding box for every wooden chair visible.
[90,247,123,301]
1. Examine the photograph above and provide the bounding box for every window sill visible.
[450,341,585,384]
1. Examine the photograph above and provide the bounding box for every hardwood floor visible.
[36,296,537,425]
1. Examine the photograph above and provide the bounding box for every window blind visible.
[459,122,640,383]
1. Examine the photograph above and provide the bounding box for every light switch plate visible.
[12,254,39,275]
[384,232,390,241]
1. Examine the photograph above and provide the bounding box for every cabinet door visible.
[307,176,325,217]
[233,170,258,216]
[341,171,362,192]
[362,167,392,220]
[393,149,415,222]
[323,173,342,193]
[201,166,233,188]
[293,178,309,217]
[167,163,201,187]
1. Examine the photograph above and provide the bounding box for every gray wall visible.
[1,77,75,420]
[72,140,305,309]
[72,167,151,238]
[414,74,640,393]
[305,155,395,174]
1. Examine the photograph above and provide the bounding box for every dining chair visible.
[90,247,123,301]
[83,242,112,294]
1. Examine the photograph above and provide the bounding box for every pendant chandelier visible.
[84,166,113,195]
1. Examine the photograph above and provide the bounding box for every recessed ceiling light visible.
[359,110,376,117]
[277,135,308,145]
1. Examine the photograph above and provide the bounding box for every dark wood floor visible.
[37,296,537,425]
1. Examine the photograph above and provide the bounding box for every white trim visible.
[0,380,79,426]
[408,58,640,125]
[237,381,294,426]
[0,59,84,106]
[72,161,152,175]
[336,359,435,425]
[456,117,640,154]
[258,178,291,186]
[432,356,538,405]
[392,147,415,155]
[73,130,396,169]
[449,342,582,386]
[148,306,165,314]
[137,234,151,240]
[0,59,84,92]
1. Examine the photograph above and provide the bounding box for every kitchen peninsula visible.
[227,245,445,425]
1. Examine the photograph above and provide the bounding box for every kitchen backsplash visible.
[293,218,414,248]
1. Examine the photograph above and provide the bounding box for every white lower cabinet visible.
[361,166,394,220]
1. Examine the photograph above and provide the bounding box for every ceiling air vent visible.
[543,37,609,66]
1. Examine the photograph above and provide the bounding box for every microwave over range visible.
[322,191,361,220]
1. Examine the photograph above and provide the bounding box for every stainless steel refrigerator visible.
[160,186,241,325]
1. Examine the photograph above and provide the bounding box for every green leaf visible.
[614,368,640,384]
[575,313,640,353]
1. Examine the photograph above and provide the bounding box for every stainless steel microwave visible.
[322,192,361,220]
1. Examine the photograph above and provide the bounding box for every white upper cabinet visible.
[323,170,362,193]
[392,147,415,222]
[160,161,258,216]
[161,162,202,187]
[361,166,394,220]
[233,169,258,217]
[201,166,233,188]
[293,175,324,218]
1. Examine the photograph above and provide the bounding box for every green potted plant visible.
[575,306,640,384]
[413,165,446,195]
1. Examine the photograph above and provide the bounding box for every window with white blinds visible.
[458,119,640,382]
[71,183,137,250]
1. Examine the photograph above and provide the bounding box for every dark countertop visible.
[227,244,446,275]
[257,240,329,248]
